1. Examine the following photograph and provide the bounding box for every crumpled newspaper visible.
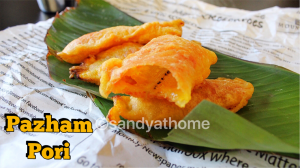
[0,0,299,167]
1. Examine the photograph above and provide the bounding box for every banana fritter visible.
[100,35,217,107]
[69,42,143,85]
[57,19,184,64]
[107,78,254,127]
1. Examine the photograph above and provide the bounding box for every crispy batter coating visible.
[100,35,217,107]
[57,19,184,64]
[69,42,143,85]
[107,78,254,127]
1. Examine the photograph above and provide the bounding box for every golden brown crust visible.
[100,35,217,107]
[107,78,254,127]
[69,42,143,85]
[57,19,184,64]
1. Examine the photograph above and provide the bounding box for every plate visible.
[45,0,299,156]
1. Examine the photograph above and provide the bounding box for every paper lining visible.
[0,1,299,167]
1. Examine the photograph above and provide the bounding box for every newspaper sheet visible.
[0,0,299,167]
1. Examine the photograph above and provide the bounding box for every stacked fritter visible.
[57,20,254,127]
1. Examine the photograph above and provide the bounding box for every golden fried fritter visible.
[57,19,184,64]
[107,78,254,127]
[100,35,217,107]
[69,42,143,85]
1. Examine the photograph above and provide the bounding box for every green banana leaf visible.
[45,0,299,156]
